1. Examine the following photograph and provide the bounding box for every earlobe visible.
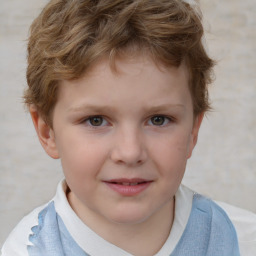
[29,105,59,159]
[187,113,204,159]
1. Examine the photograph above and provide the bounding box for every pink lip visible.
[104,178,152,196]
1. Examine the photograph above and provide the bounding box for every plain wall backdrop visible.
[0,0,256,247]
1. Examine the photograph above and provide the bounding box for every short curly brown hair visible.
[24,0,214,126]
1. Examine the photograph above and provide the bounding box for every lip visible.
[104,178,153,196]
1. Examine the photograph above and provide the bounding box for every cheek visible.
[56,134,109,180]
[150,132,191,174]
[59,141,107,200]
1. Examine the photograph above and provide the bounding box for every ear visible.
[29,105,59,159]
[187,112,204,159]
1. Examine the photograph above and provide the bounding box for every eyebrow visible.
[68,104,116,113]
[143,104,185,112]
[68,103,185,114]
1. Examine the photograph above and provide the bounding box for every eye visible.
[148,115,170,126]
[85,116,108,126]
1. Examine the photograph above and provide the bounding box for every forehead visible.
[56,55,192,112]
[63,54,189,88]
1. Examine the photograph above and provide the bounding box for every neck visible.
[68,192,175,256]
[108,200,175,256]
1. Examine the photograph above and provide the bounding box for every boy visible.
[1,0,256,255]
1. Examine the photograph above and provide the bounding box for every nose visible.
[110,126,147,166]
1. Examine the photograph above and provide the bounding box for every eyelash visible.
[82,115,173,127]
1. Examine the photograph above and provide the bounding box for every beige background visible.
[0,0,255,247]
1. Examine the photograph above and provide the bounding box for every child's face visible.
[36,55,202,226]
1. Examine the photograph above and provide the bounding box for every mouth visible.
[106,178,152,185]
[104,178,153,196]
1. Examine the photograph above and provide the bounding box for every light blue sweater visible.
[28,194,240,256]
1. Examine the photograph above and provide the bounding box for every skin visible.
[30,54,203,256]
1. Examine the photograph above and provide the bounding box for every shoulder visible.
[193,194,240,254]
[177,185,255,255]
[1,181,66,256]
[193,194,236,230]
[178,185,237,233]
[1,203,50,256]
[171,188,240,255]
[216,201,256,256]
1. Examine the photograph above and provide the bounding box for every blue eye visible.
[86,116,108,126]
[149,116,170,126]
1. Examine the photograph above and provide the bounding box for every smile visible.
[104,179,152,196]
[111,181,147,186]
